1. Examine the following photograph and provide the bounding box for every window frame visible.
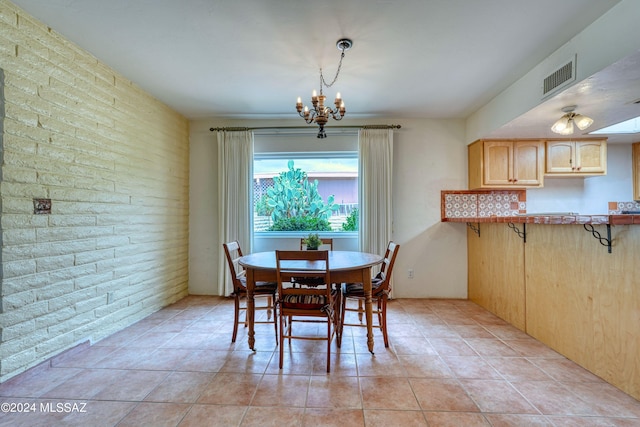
[252,150,359,239]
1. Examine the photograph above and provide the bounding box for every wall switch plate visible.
[408,269,414,279]
[34,198,51,214]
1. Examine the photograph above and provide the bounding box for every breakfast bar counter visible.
[461,217,640,401]
[442,213,640,225]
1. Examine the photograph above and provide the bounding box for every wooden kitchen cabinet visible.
[545,139,607,175]
[633,142,640,201]
[467,223,525,330]
[468,139,544,189]
[467,222,640,401]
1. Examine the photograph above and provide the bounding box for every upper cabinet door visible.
[483,141,513,186]
[513,140,544,185]
[468,140,543,189]
[575,141,607,173]
[545,139,607,175]
[546,141,575,173]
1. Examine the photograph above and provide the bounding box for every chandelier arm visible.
[298,111,316,124]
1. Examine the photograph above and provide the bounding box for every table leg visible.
[364,268,374,354]
[246,268,256,351]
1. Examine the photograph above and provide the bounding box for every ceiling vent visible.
[542,55,576,99]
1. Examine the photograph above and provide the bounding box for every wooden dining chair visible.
[339,241,400,348]
[222,241,278,344]
[294,238,334,287]
[276,250,340,373]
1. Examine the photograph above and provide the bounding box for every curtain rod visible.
[209,124,401,132]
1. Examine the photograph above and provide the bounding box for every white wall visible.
[189,117,469,298]
[467,0,640,143]
[526,144,634,214]
[188,121,635,299]
[0,1,190,382]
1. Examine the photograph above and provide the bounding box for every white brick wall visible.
[0,1,190,381]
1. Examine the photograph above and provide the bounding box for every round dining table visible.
[238,250,383,353]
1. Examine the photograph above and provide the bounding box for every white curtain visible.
[217,130,253,296]
[358,128,393,257]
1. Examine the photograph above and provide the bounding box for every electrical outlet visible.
[408,269,414,279]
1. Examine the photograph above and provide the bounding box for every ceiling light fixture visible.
[551,105,594,135]
[296,38,352,138]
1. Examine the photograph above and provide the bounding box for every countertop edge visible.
[442,214,640,225]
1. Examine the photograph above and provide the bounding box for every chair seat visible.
[343,277,384,296]
[237,277,277,293]
[281,293,327,310]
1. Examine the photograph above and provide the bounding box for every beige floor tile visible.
[390,335,438,355]
[440,356,502,379]
[307,375,361,408]
[360,377,421,410]
[301,408,365,427]
[484,356,554,381]
[355,351,406,377]
[484,413,553,426]
[410,378,480,412]
[423,411,491,427]
[2,295,639,427]
[459,379,538,414]
[428,337,478,357]
[241,406,305,426]
[510,380,601,416]
[116,402,191,427]
[363,409,428,426]
[59,400,138,427]
[145,371,215,403]
[398,354,454,378]
[251,374,309,407]
[92,370,169,401]
[175,350,230,372]
[197,373,262,406]
[178,404,247,427]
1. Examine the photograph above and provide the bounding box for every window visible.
[253,152,358,233]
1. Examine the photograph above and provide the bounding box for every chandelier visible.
[551,105,594,135]
[296,38,352,138]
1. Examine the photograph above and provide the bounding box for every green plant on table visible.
[304,233,322,250]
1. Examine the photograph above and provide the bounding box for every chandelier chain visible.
[320,51,345,90]
[296,38,352,138]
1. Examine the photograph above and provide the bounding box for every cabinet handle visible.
[577,167,581,171]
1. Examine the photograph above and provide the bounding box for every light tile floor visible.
[2,296,640,426]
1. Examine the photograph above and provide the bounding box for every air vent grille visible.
[543,57,576,97]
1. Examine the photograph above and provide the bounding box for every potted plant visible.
[304,233,322,250]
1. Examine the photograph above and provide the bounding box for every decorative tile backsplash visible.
[442,193,640,220]
[609,201,640,214]
[442,190,526,219]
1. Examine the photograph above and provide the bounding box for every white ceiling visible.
[10,0,640,142]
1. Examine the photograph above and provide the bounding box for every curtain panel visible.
[358,128,393,257]
[217,130,254,296]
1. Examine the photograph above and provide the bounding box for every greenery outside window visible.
[253,152,358,233]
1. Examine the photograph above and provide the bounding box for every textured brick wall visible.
[0,1,190,381]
